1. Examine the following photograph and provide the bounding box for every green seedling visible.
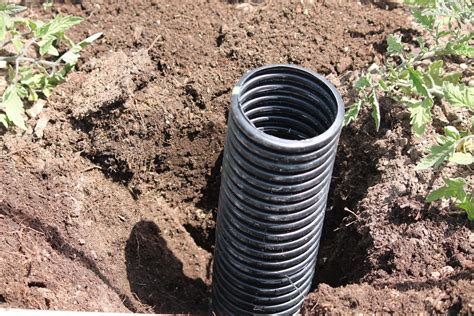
[0,4,102,129]
[345,0,473,219]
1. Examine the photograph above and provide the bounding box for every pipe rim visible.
[231,64,345,152]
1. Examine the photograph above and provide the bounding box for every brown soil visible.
[1,0,473,314]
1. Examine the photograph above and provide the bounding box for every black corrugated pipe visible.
[211,64,344,315]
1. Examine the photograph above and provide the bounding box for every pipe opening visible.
[239,67,338,141]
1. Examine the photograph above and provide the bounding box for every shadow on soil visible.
[125,220,208,313]
[0,202,139,313]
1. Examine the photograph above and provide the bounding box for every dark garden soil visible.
[1,0,473,314]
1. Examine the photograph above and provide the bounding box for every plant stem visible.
[0,56,59,68]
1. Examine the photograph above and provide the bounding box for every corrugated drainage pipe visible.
[211,64,344,315]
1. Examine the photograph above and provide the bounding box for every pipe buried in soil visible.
[211,64,344,315]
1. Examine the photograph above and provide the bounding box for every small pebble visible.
[78,239,86,245]
[431,271,441,279]
[441,265,454,276]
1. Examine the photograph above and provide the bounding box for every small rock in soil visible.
[26,99,46,119]
[337,56,352,74]
[34,114,50,138]
[440,265,454,276]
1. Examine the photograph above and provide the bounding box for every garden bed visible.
[0,0,472,314]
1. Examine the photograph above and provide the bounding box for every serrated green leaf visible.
[443,83,474,109]
[451,43,474,58]
[426,177,466,202]
[416,136,456,169]
[344,100,362,126]
[0,4,27,16]
[11,38,23,54]
[443,126,460,140]
[38,35,55,56]
[369,90,380,131]
[16,85,27,98]
[0,113,8,128]
[21,72,44,87]
[36,15,83,38]
[387,34,403,56]
[2,85,26,129]
[449,152,474,165]
[428,60,443,78]
[60,32,102,65]
[408,98,432,136]
[442,72,462,84]
[424,60,452,90]
[355,75,371,91]
[408,66,430,97]
[412,9,435,30]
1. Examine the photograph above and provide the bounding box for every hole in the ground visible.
[82,153,134,185]
[183,223,215,253]
[197,151,223,212]
[28,281,47,288]
[312,119,385,288]
[313,202,373,287]
[0,294,6,304]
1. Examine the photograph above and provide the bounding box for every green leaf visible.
[0,113,8,128]
[404,0,436,6]
[60,32,102,65]
[354,75,371,91]
[344,100,362,126]
[369,90,380,131]
[412,9,434,31]
[36,15,83,38]
[442,72,462,84]
[11,38,23,54]
[47,45,59,56]
[0,4,27,16]
[449,152,474,165]
[387,34,403,56]
[77,32,102,49]
[428,60,443,79]
[28,19,43,31]
[443,83,474,109]
[61,51,80,65]
[378,79,389,91]
[0,13,6,41]
[38,35,55,56]
[408,66,430,97]
[20,72,44,87]
[2,85,26,129]
[408,98,432,136]
[416,135,456,170]
[450,43,474,58]
[443,126,460,140]
[458,196,474,220]
[426,177,465,202]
